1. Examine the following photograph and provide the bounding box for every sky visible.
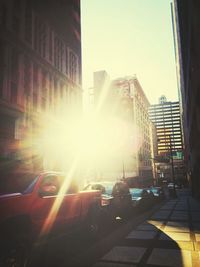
[81,0,178,105]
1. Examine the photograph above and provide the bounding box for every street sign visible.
[154,155,170,163]
[172,151,183,160]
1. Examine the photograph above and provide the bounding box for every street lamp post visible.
[169,135,177,197]
[122,159,125,180]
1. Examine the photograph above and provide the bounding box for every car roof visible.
[88,181,117,187]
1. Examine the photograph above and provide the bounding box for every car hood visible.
[132,196,142,201]
[102,193,113,199]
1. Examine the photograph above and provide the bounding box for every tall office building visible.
[149,96,185,184]
[0,0,82,176]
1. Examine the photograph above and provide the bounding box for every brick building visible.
[0,0,82,177]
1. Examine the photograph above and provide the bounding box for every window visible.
[54,36,63,71]
[33,65,38,109]
[10,49,19,103]
[25,2,32,44]
[24,57,31,96]
[0,4,7,26]
[40,175,60,196]
[0,41,5,98]
[10,82,18,104]
[12,0,21,35]
[69,50,78,83]
[49,29,53,62]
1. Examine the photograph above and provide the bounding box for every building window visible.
[24,57,31,96]
[12,15,20,35]
[10,49,19,104]
[11,49,19,82]
[65,47,68,74]
[33,65,38,109]
[49,29,53,62]
[69,50,78,83]
[41,70,47,111]
[54,37,59,69]
[0,114,15,139]
[12,0,21,35]
[10,81,18,104]
[54,36,62,71]
[34,15,39,52]
[25,2,32,44]
[0,4,7,26]
[0,75,4,99]
[0,41,5,98]
[40,22,46,58]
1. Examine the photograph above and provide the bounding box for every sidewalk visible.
[92,189,200,267]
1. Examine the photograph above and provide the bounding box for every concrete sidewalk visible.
[92,189,200,267]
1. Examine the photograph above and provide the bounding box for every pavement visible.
[91,188,200,267]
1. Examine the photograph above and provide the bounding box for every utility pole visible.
[122,159,125,180]
[169,135,177,197]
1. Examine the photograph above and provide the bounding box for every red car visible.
[0,171,102,267]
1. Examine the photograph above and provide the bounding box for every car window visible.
[83,184,92,191]
[83,182,114,195]
[40,175,60,195]
[113,182,129,195]
[91,184,105,193]
[129,188,143,197]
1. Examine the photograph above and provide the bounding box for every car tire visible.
[0,234,31,267]
[85,207,101,240]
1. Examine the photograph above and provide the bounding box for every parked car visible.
[149,186,165,201]
[167,182,180,189]
[129,188,154,210]
[0,171,102,267]
[83,181,132,220]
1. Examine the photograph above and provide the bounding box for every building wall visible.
[149,121,158,183]
[87,71,153,185]
[132,78,152,181]
[0,0,82,175]
[111,76,153,185]
[173,0,200,197]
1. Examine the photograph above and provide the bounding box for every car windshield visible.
[85,182,115,195]
[129,188,143,197]
[151,188,159,193]
[101,182,115,195]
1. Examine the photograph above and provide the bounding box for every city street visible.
[0,1,199,267]
[28,188,200,267]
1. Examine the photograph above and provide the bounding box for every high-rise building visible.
[149,96,185,184]
[170,0,200,196]
[0,0,82,176]
[89,71,153,186]
[111,76,153,185]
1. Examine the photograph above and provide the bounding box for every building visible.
[171,0,200,197]
[149,96,185,185]
[149,121,158,184]
[89,71,153,186]
[0,0,82,177]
